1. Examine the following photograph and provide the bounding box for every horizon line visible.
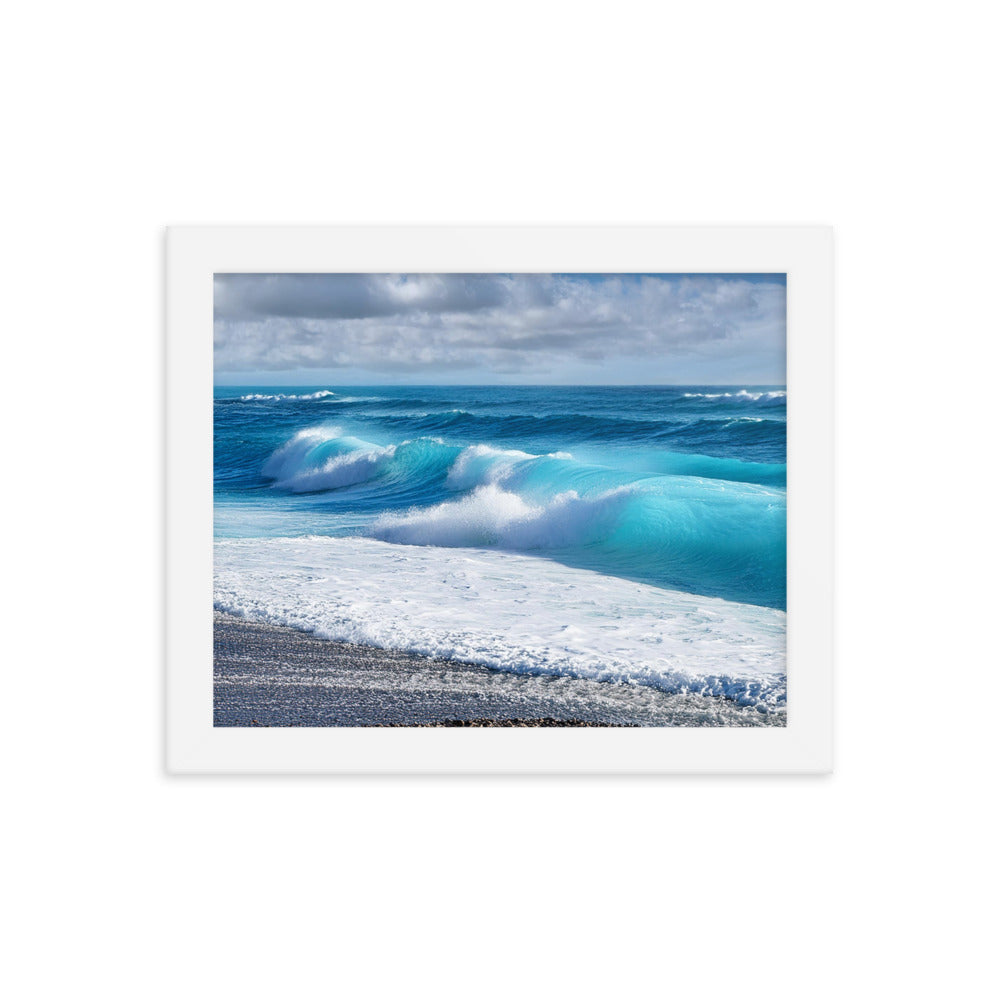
[213,381,788,388]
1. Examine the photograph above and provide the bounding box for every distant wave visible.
[234,391,383,403]
[240,390,338,402]
[682,390,786,401]
[348,409,786,459]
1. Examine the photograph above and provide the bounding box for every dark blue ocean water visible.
[214,385,786,609]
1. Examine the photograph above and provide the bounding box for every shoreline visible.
[214,611,785,727]
[215,535,787,711]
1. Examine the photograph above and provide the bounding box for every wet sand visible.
[213,611,784,727]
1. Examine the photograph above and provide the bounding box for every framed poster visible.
[167,225,833,773]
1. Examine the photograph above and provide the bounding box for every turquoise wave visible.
[213,385,787,608]
[246,428,786,608]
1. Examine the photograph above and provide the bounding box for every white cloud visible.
[214,273,785,383]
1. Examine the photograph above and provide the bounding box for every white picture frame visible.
[167,224,833,773]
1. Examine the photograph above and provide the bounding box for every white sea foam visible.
[682,390,786,401]
[372,482,631,550]
[239,391,382,403]
[214,536,787,708]
[240,390,338,401]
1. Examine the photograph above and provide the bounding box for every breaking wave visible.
[258,427,787,607]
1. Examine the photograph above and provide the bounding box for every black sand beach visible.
[214,611,784,727]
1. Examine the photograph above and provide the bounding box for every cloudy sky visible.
[214,273,786,385]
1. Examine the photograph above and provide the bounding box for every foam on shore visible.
[214,536,786,710]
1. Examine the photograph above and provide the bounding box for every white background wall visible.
[4,2,996,997]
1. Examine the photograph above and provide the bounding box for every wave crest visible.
[240,390,339,402]
[681,390,786,403]
[236,391,384,403]
[372,483,630,550]
[262,428,396,492]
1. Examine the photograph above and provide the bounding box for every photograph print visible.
[213,272,787,727]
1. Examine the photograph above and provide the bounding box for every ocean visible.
[213,385,787,713]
